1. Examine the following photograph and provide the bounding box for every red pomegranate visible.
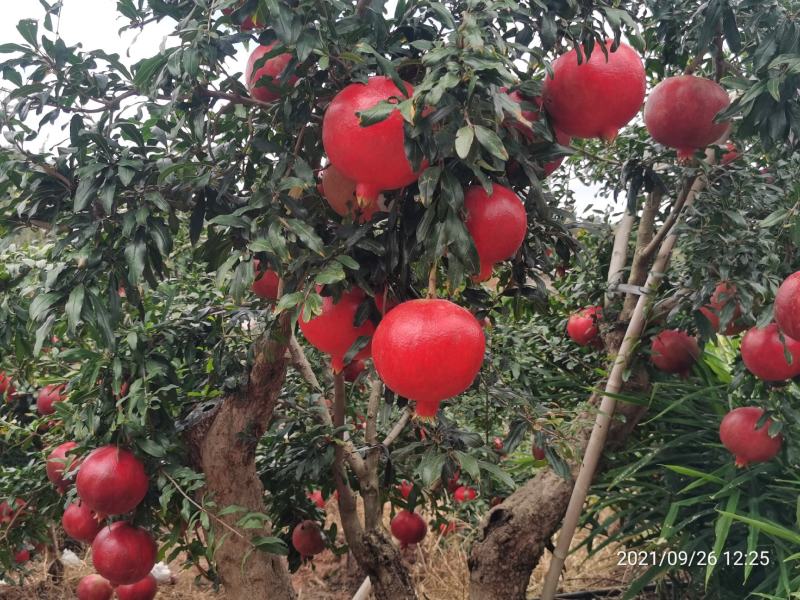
[775,271,800,341]
[62,501,103,543]
[245,44,297,103]
[322,76,424,204]
[372,299,486,417]
[342,359,366,382]
[13,548,30,564]
[115,574,158,600]
[504,90,571,176]
[719,406,782,467]
[390,510,427,548]
[644,76,731,161]
[92,522,157,585]
[319,165,378,222]
[650,330,700,376]
[446,469,461,493]
[453,485,477,503]
[222,3,263,31]
[291,520,325,558]
[741,323,800,381]
[532,444,546,461]
[37,383,66,415]
[721,141,740,165]
[439,521,457,536]
[397,480,413,499]
[251,259,280,301]
[76,574,113,600]
[566,306,603,346]
[46,441,81,492]
[306,490,325,509]
[0,499,26,525]
[0,372,16,401]
[464,184,528,281]
[493,437,504,451]
[699,282,746,335]
[76,446,149,516]
[298,288,375,372]
[542,40,645,141]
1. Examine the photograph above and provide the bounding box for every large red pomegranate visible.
[699,282,746,335]
[322,76,424,204]
[453,485,477,503]
[504,90,571,176]
[76,446,149,516]
[741,323,800,381]
[37,383,66,415]
[542,40,645,141]
[775,271,800,341]
[245,44,297,103]
[0,372,16,401]
[46,441,81,492]
[299,288,375,372]
[464,184,528,281]
[319,164,378,222]
[76,574,114,600]
[644,76,731,161]
[92,522,157,585]
[372,299,485,417]
[719,406,782,467]
[115,574,158,600]
[390,510,427,548]
[291,520,325,558]
[251,259,279,301]
[566,306,603,346]
[650,330,700,376]
[62,501,103,543]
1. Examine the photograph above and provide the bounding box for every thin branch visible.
[365,377,382,447]
[640,181,695,261]
[381,409,412,447]
[199,88,278,110]
[427,261,438,298]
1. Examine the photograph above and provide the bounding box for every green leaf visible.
[718,511,800,545]
[252,536,289,555]
[138,438,167,458]
[73,177,97,212]
[356,100,396,126]
[16,19,38,47]
[65,284,85,334]
[29,292,61,322]
[474,125,508,161]
[706,490,740,584]
[478,460,515,489]
[418,166,442,205]
[275,292,305,314]
[315,262,346,285]
[416,450,446,487]
[455,126,475,159]
[454,451,480,481]
[285,219,325,255]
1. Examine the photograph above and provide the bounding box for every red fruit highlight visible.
[372,299,485,417]
[719,406,782,467]
[493,437,504,451]
[741,323,800,381]
[390,510,427,548]
[62,502,103,543]
[115,574,158,600]
[397,480,413,500]
[650,330,700,376]
[566,306,603,346]
[542,40,645,141]
[644,76,731,161]
[306,490,325,509]
[251,259,280,301]
[453,485,477,503]
[319,165,378,222]
[76,574,113,600]
[92,522,157,585]
[775,271,800,341]
[464,184,528,281]
[46,441,81,492]
[245,44,297,103]
[76,446,149,516]
[699,282,746,335]
[291,520,325,558]
[37,383,66,415]
[13,548,30,564]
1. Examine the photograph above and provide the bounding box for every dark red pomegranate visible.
[566,306,603,346]
[699,282,746,335]
[322,76,424,204]
[0,498,26,525]
[251,259,280,301]
[342,359,366,382]
[464,184,528,281]
[644,76,730,161]
[453,485,477,503]
[719,406,782,467]
[493,437,504,451]
[306,490,325,509]
[298,288,375,372]
[13,548,30,564]
[650,330,700,376]
[504,90,571,176]
[390,510,427,548]
[115,574,158,600]
[76,574,113,600]
[775,271,800,341]
[46,441,81,492]
[0,372,16,401]
[372,299,485,417]
[291,520,325,558]
[92,522,157,585]
[542,40,645,141]
[62,501,103,543]
[741,323,800,381]
[76,446,149,516]
[532,443,546,461]
[245,44,297,103]
[397,480,413,499]
[37,383,66,415]
[319,165,378,222]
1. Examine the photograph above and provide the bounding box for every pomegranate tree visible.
[719,407,782,467]
[775,271,800,340]
[115,574,159,600]
[76,446,149,515]
[76,574,114,600]
[650,330,700,376]
[251,259,280,301]
[291,520,325,558]
[46,441,81,492]
[390,510,427,548]
[566,306,603,346]
[740,323,800,381]
[36,383,66,415]
[245,44,297,103]
[454,485,477,503]
[699,282,746,335]
[92,522,158,585]
[62,501,103,543]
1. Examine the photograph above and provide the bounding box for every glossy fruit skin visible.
[532,444,546,461]
[322,76,423,202]
[453,485,477,503]
[298,288,375,372]
[566,306,603,346]
[372,299,485,416]
[342,359,366,382]
[397,480,413,500]
[306,490,325,509]
[92,522,157,585]
[319,165,377,222]
[720,407,782,467]
[542,40,645,141]
[699,282,746,335]
[291,520,325,558]
[76,446,149,516]
[46,441,81,492]
[62,502,102,543]
[251,260,280,301]
[390,510,427,548]
[245,44,296,103]
[775,271,800,340]
[464,184,528,281]
[504,90,571,176]
[644,76,730,161]
[115,574,158,600]
[650,330,700,376]
[77,574,114,600]
[37,383,66,415]
[741,323,800,381]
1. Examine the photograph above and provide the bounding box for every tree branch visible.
[381,409,412,447]
[640,182,693,262]
[199,88,279,110]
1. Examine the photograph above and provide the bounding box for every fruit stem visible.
[427,261,438,298]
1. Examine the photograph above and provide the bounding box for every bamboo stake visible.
[605,210,636,307]
[353,576,373,600]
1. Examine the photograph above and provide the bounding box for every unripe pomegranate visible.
[319,165,378,222]
[453,485,477,503]
[644,76,731,161]
[650,330,700,376]
[251,259,280,301]
[13,548,30,564]
[372,299,486,417]
[115,574,158,600]
[62,501,102,543]
[245,44,297,103]
[322,76,424,204]
[542,40,645,141]
[298,288,375,372]
[92,522,157,585]
[741,323,800,381]
[719,407,782,467]
[291,520,325,558]
[46,441,81,492]
[775,271,800,341]
[342,359,366,382]
[504,90,571,176]
[0,372,16,401]
[37,383,66,415]
[566,306,603,346]
[76,574,113,600]
[306,490,325,509]
[699,282,746,335]
[464,184,528,281]
[397,480,413,500]
[76,446,149,516]
[390,510,427,548]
